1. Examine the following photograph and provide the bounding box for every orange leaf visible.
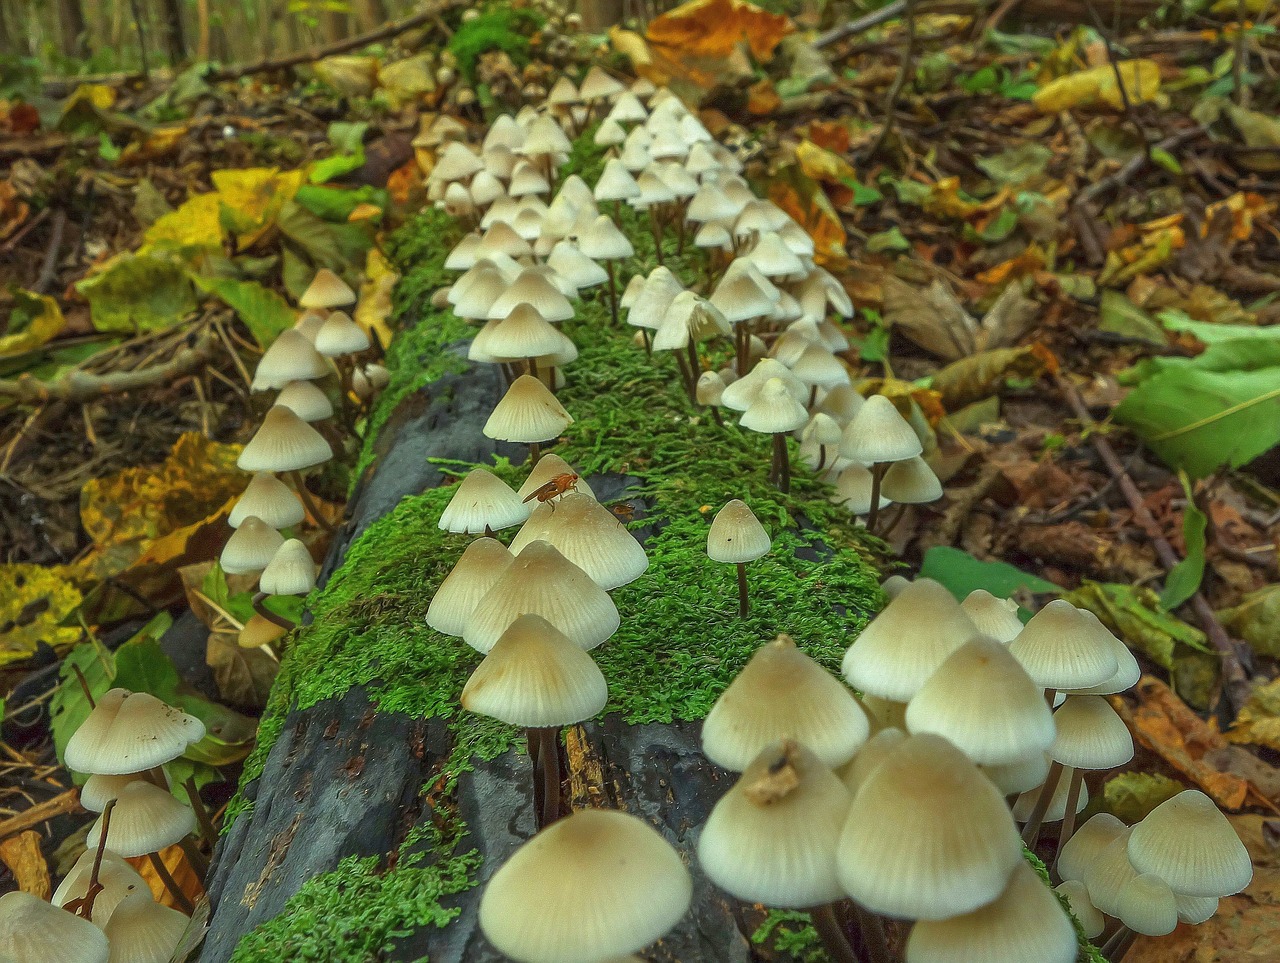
[646,0,794,61]
[795,140,855,185]
[767,164,847,268]
[807,120,850,154]
[746,78,781,115]
[129,843,205,909]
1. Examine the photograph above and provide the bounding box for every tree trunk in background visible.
[353,0,389,32]
[320,9,349,44]
[56,0,89,58]
[159,0,186,65]
[580,0,625,32]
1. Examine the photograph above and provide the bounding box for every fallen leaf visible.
[1110,676,1249,809]
[918,545,1058,613]
[795,139,854,184]
[1065,581,1215,677]
[192,275,296,349]
[1227,104,1280,172]
[931,343,1058,410]
[75,250,198,334]
[1160,472,1207,611]
[206,631,278,708]
[881,276,979,361]
[312,55,379,98]
[1229,677,1280,752]
[646,0,794,61]
[129,843,204,909]
[0,290,66,357]
[1102,771,1186,823]
[1219,585,1280,659]
[0,831,51,898]
[1033,60,1162,114]
[355,247,398,349]
[0,564,82,666]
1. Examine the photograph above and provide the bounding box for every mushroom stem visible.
[735,562,750,618]
[1057,767,1086,848]
[649,208,664,265]
[816,444,827,472]
[1020,760,1065,846]
[1100,923,1138,961]
[1044,687,1058,708]
[148,850,196,914]
[183,775,219,850]
[808,384,818,409]
[252,591,296,631]
[72,663,97,709]
[72,798,115,920]
[178,835,210,878]
[865,462,887,531]
[735,321,753,377]
[709,405,723,427]
[537,726,561,828]
[289,469,334,534]
[528,440,542,466]
[641,328,653,356]
[810,903,860,963]
[526,727,544,822]
[684,339,702,403]
[853,902,890,963]
[605,259,619,326]
[772,432,791,493]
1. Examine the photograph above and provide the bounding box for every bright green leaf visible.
[866,227,910,253]
[75,250,198,333]
[1160,472,1207,610]
[192,274,296,349]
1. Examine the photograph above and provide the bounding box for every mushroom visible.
[1056,812,1126,884]
[1046,695,1134,845]
[219,515,285,576]
[0,891,109,963]
[462,613,607,827]
[228,474,304,531]
[705,499,771,617]
[65,689,204,777]
[1054,878,1105,939]
[651,292,730,403]
[509,493,648,590]
[517,453,596,502]
[739,377,809,492]
[102,890,190,963]
[255,538,317,630]
[1127,789,1253,898]
[274,380,335,424]
[959,589,1023,643]
[52,850,147,925]
[235,405,333,530]
[482,375,574,465]
[438,468,530,536]
[298,267,356,311]
[577,215,634,326]
[249,329,331,392]
[838,395,924,531]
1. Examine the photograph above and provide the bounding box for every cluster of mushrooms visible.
[415,75,1253,963]
[218,267,391,646]
[0,688,210,962]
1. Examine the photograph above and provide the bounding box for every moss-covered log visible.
[198,193,884,962]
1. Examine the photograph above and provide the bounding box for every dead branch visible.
[814,0,908,49]
[1057,375,1253,716]
[862,0,919,161]
[0,330,215,405]
[33,210,67,296]
[0,789,82,842]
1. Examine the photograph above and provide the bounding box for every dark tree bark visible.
[56,0,89,58]
[581,0,626,31]
[159,0,186,65]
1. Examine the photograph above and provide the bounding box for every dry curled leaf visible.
[0,831,51,898]
[931,343,1058,410]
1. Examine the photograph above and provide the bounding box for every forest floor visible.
[2,1,1280,960]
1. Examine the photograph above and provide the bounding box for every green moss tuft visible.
[447,7,546,81]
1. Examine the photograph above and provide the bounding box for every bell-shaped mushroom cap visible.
[220,515,285,575]
[509,493,647,590]
[427,537,513,637]
[85,780,197,857]
[1050,695,1134,769]
[488,271,575,322]
[699,740,852,907]
[710,269,780,323]
[464,541,619,653]
[702,634,869,771]
[298,268,356,309]
[720,358,806,412]
[594,118,627,147]
[313,311,371,357]
[650,293,730,352]
[1127,789,1253,897]
[274,380,334,423]
[478,220,533,260]
[837,726,906,798]
[483,375,574,444]
[632,170,676,209]
[607,90,649,124]
[1012,767,1089,823]
[445,232,484,271]
[706,499,771,564]
[740,377,809,434]
[696,371,726,407]
[1066,610,1140,695]
[625,266,685,331]
[836,733,1022,920]
[103,890,190,963]
[518,454,596,502]
[784,344,850,390]
[81,770,167,813]
[1008,600,1118,691]
[438,468,530,534]
[905,635,1055,766]
[510,160,551,198]
[881,456,943,504]
[1087,830,1139,915]
[292,309,327,343]
[693,222,733,251]
[259,538,317,596]
[432,141,485,182]
[66,688,205,775]
[236,405,332,473]
[451,267,506,320]
[816,383,865,424]
[548,242,609,289]
[904,862,1077,963]
[229,473,305,530]
[1116,873,1178,936]
[0,892,109,963]
[250,330,331,391]
[1057,813,1128,886]
[580,65,625,101]
[979,751,1051,795]
[52,850,148,925]
[831,463,892,517]
[746,232,806,278]
[842,578,979,702]
[594,158,642,202]
[840,395,923,464]
[578,215,635,261]
[1175,893,1220,924]
[802,412,843,448]
[462,614,608,727]
[1054,878,1105,939]
[479,809,691,963]
[519,115,573,157]
[960,590,1023,643]
[473,305,577,364]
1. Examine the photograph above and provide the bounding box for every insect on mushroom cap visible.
[509,492,648,590]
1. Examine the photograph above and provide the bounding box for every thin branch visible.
[862,0,919,161]
[814,0,907,49]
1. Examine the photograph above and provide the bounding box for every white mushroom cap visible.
[471,305,576,364]
[298,268,356,309]
[479,809,691,963]
[547,242,609,289]
[835,733,1022,920]
[881,455,943,504]
[699,740,852,907]
[65,688,205,775]
[1008,600,1119,691]
[1057,812,1127,884]
[313,311,371,357]
[228,474,305,530]
[461,614,607,727]
[606,91,648,124]
[577,215,634,261]
[102,890,190,963]
[696,371,726,407]
[463,541,619,653]
[702,635,869,771]
[220,515,285,575]
[487,271,574,322]
[482,376,574,445]
[745,232,806,278]
[509,493,648,590]
[816,383,865,424]
[979,751,1051,795]
[905,862,1077,963]
[784,344,850,390]
[427,538,514,638]
[52,850,148,925]
[1049,695,1134,769]
[594,118,627,147]
[837,726,906,798]
[1087,829,1140,916]
[1066,610,1140,695]
[259,538,317,596]
[624,266,684,331]
[580,65,625,102]
[274,380,334,423]
[250,330,331,391]
[1127,789,1253,898]
[1054,878,1105,939]
[709,268,779,323]
[438,468,531,534]
[85,780,197,857]
[1175,892,1220,924]
[719,358,806,412]
[840,395,923,464]
[0,891,108,963]
[651,293,730,352]
[706,499,771,564]
[1116,873,1179,936]
[236,406,332,473]
[478,221,533,260]
[831,463,892,517]
[1012,768,1089,823]
[594,159,642,202]
[960,590,1023,643]
[740,377,810,434]
[81,770,168,813]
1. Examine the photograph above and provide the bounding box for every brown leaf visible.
[129,843,204,909]
[0,831,51,898]
[930,343,1058,410]
[646,0,794,61]
[206,631,278,708]
[882,276,978,361]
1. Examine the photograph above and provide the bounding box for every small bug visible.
[522,472,579,510]
[610,503,635,521]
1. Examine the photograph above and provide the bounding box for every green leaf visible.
[310,152,365,185]
[846,180,883,206]
[962,65,1000,93]
[1098,290,1166,344]
[1063,581,1212,671]
[1103,771,1185,822]
[1150,147,1183,175]
[1113,339,1280,477]
[1158,308,1280,344]
[192,274,296,349]
[1161,472,1207,610]
[971,206,1019,243]
[919,546,1059,617]
[97,132,121,162]
[75,250,198,333]
[294,184,387,223]
[976,143,1052,185]
[866,227,911,253]
[1219,583,1280,658]
[327,120,368,155]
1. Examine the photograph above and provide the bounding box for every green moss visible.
[447,7,545,81]
[753,910,827,963]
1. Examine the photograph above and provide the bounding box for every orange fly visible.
[610,503,635,521]
[522,472,579,510]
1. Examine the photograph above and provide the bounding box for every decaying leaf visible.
[930,343,1058,410]
[0,564,82,666]
[646,0,794,61]
[1111,677,1249,810]
[1219,584,1280,659]
[882,276,979,361]
[355,247,399,349]
[75,250,198,334]
[206,632,278,709]
[0,290,66,358]
[130,843,204,909]
[1228,677,1280,752]
[1103,771,1186,823]
[1032,60,1162,114]
[0,831,51,898]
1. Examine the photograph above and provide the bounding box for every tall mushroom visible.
[706,499,771,617]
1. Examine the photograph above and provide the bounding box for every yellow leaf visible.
[312,55,379,98]
[129,844,204,909]
[1033,60,1162,114]
[143,192,223,249]
[212,168,306,242]
[795,140,855,184]
[647,0,794,61]
[0,290,65,357]
[923,177,1009,221]
[1228,677,1280,751]
[356,248,398,350]
[0,564,82,665]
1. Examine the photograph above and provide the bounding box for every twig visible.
[0,208,49,255]
[1235,0,1251,107]
[127,0,151,78]
[861,0,919,161]
[33,210,66,296]
[814,0,907,49]
[1057,375,1253,715]
[0,789,83,840]
[0,330,214,404]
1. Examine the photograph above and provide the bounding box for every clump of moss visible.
[447,7,546,81]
